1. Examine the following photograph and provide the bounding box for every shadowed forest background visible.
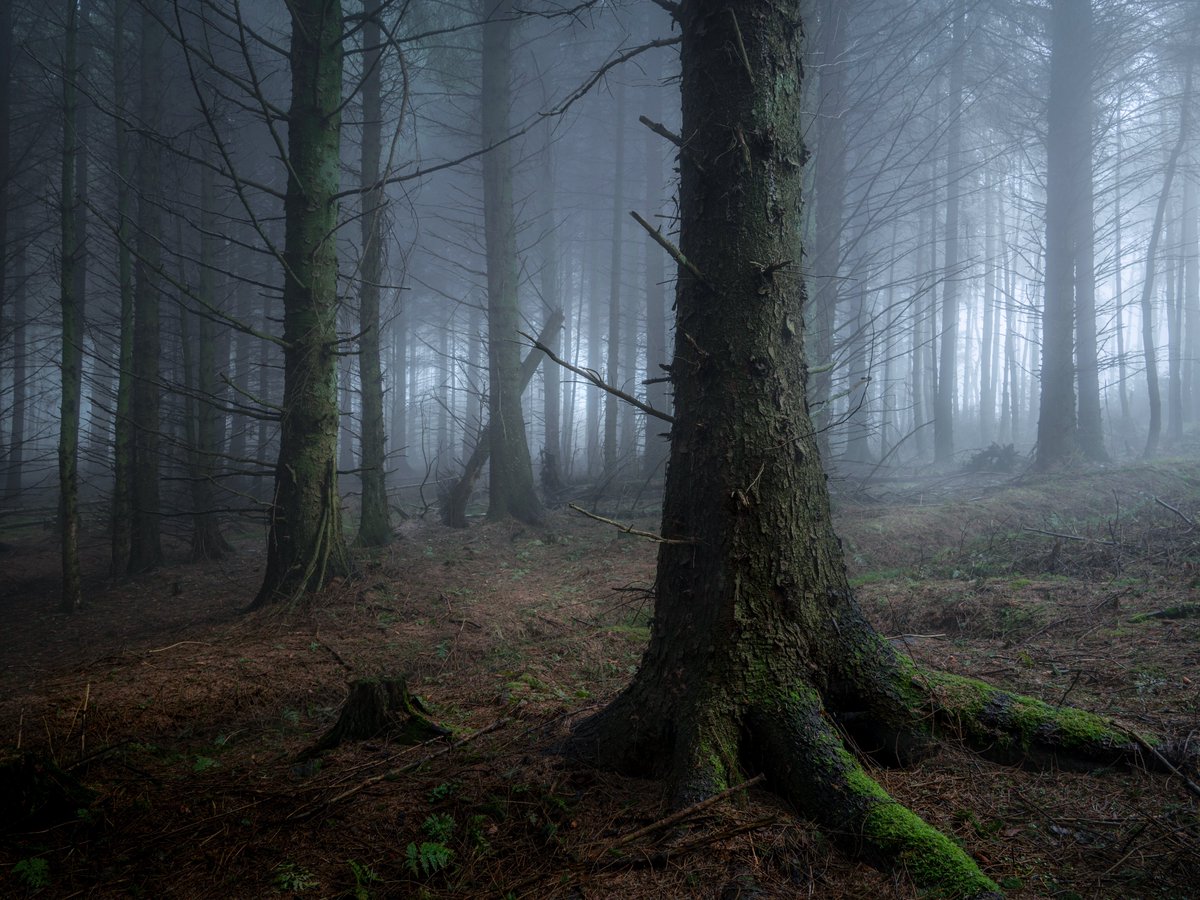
[1,0,1199,896]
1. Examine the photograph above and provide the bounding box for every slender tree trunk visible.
[980,177,996,444]
[539,120,563,488]
[1168,213,1184,444]
[254,0,352,606]
[59,0,83,612]
[807,0,847,461]
[481,0,540,524]
[390,306,409,475]
[356,0,391,545]
[5,241,25,500]
[110,0,135,574]
[129,5,164,572]
[642,44,670,478]
[189,162,232,560]
[935,0,965,465]
[604,82,626,476]
[1140,63,1194,458]
[1182,173,1198,425]
[585,211,603,475]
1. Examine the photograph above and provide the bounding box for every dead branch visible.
[630,210,706,283]
[568,503,694,545]
[1153,496,1196,528]
[520,332,674,424]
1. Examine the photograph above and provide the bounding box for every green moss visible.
[862,801,1001,898]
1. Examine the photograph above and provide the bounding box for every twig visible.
[630,210,706,283]
[1022,526,1117,546]
[520,332,674,424]
[599,774,765,853]
[146,641,215,654]
[726,9,754,83]
[568,503,695,545]
[639,115,682,147]
[1119,726,1200,800]
[288,718,509,819]
[1153,495,1196,528]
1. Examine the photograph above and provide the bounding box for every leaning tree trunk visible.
[570,3,1169,896]
[253,0,351,607]
[481,0,540,524]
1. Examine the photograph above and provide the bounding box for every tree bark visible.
[110,0,135,575]
[481,0,540,524]
[934,0,965,465]
[355,0,392,547]
[59,0,83,612]
[642,35,671,478]
[254,0,352,607]
[567,3,1175,895]
[129,4,164,572]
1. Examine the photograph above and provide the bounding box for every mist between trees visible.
[3,0,1199,597]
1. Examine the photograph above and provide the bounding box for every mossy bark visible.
[254,0,351,607]
[568,4,1162,897]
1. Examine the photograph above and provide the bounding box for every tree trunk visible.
[1069,0,1105,462]
[980,178,996,445]
[1036,0,1088,470]
[539,120,563,489]
[5,238,25,500]
[1139,62,1194,458]
[806,0,846,461]
[110,0,135,575]
[570,3,1169,895]
[355,0,392,547]
[129,5,164,572]
[604,82,626,476]
[443,311,561,528]
[59,0,83,612]
[253,0,352,607]
[189,162,232,561]
[481,0,540,524]
[641,37,671,478]
[1183,165,1199,425]
[934,0,965,465]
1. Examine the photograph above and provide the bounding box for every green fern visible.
[421,812,456,842]
[404,841,454,878]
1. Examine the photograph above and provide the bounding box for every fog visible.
[1,0,1197,550]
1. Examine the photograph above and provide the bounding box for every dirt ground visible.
[1,461,1198,898]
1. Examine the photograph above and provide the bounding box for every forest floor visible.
[1,460,1199,899]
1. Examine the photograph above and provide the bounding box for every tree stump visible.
[299,677,448,760]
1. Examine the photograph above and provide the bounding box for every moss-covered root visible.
[748,690,1002,899]
[910,667,1158,771]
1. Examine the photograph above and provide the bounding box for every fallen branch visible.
[599,773,765,853]
[286,717,509,820]
[1118,725,1200,801]
[568,502,694,545]
[1153,495,1196,528]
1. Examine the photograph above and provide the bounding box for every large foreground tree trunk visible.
[254,0,351,607]
[571,3,1170,896]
